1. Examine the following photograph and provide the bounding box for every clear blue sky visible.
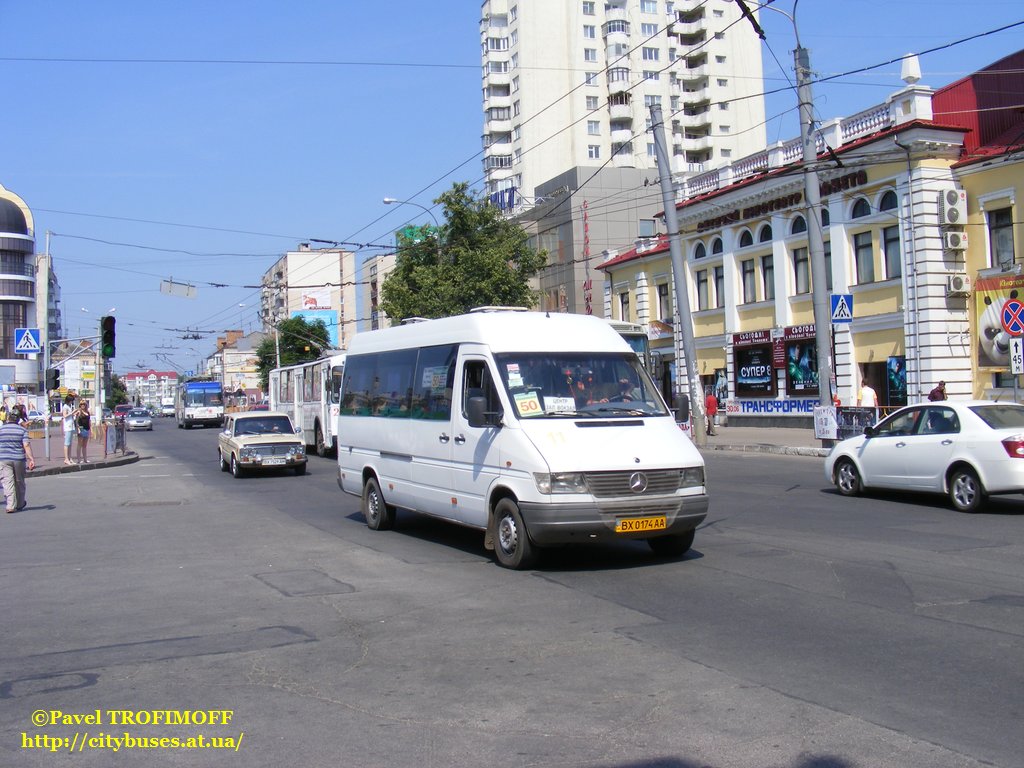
[2,1,1021,373]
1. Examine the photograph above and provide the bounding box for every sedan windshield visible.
[128,410,148,418]
[234,416,293,436]
[494,352,667,419]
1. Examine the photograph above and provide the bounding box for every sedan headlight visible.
[239,447,259,460]
[534,472,587,494]
[680,466,705,488]
[289,445,306,457]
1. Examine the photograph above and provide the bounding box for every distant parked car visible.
[218,411,306,478]
[125,408,153,431]
[113,404,133,420]
[825,400,1024,512]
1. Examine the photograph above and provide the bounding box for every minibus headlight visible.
[534,472,588,494]
[680,466,705,488]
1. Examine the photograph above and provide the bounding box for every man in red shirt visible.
[704,389,718,436]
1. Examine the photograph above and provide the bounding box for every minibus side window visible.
[411,344,458,420]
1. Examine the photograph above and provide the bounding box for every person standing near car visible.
[0,409,36,513]
[61,394,76,466]
[74,400,91,464]
[928,381,946,401]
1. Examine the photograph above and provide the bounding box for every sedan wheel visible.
[949,467,983,513]
[219,450,228,472]
[231,454,244,478]
[834,458,862,496]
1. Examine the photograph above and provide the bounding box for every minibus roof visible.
[347,310,634,356]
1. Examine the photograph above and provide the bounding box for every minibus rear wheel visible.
[647,529,695,558]
[363,476,395,530]
[493,498,537,569]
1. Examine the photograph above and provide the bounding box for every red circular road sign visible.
[1002,299,1024,336]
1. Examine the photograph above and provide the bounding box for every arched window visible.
[879,190,898,212]
[759,225,773,243]
[791,216,807,235]
[739,230,753,248]
[821,208,830,227]
[852,197,871,218]
[711,238,723,255]
[694,242,707,260]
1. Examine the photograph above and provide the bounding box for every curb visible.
[703,443,830,458]
[28,451,141,477]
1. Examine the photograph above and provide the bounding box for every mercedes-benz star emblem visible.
[629,472,648,494]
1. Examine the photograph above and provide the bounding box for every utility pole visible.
[795,45,836,445]
[649,104,707,447]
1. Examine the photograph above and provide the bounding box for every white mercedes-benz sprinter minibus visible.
[336,309,708,569]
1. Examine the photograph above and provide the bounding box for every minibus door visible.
[449,356,503,528]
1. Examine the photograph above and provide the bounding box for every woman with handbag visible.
[74,400,92,464]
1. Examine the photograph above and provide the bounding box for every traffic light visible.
[46,368,60,390]
[100,315,116,358]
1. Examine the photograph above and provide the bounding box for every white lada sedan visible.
[218,411,307,478]
[825,400,1024,512]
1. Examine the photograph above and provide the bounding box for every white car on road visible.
[825,400,1024,512]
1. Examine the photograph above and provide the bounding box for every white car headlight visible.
[534,472,587,494]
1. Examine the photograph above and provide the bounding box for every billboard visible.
[290,309,338,347]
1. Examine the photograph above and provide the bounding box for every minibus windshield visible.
[494,352,668,419]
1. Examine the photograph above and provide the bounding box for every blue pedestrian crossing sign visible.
[830,294,854,323]
[14,328,42,355]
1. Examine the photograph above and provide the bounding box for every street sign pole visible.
[1010,336,1023,403]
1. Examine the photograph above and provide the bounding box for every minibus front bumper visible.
[518,494,709,545]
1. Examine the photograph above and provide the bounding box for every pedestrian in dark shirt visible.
[928,381,946,401]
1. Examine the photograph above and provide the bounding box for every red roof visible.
[597,234,670,271]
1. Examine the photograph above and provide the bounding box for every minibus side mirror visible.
[675,393,690,424]
[467,395,501,428]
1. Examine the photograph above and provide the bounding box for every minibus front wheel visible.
[363,476,396,531]
[647,529,695,559]
[493,498,537,570]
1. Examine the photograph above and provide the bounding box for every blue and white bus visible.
[175,377,225,429]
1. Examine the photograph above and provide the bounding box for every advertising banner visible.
[290,310,339,347]
[975,273,1024,369]
[734,344,776,396]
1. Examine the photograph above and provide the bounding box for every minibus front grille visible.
[585,469,681,497]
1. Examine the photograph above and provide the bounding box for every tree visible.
[255,316,332,390]
[106,373,129,409]
[380,182,547,321]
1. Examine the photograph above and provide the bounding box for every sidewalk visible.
[24,426,140,477]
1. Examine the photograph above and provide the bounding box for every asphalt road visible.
[2,421,1022,767]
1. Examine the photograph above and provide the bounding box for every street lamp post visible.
[382,197,444,260]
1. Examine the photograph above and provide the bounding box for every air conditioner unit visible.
[946,272,972,297]
[944,231,969,250]
[938,186,967,226]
